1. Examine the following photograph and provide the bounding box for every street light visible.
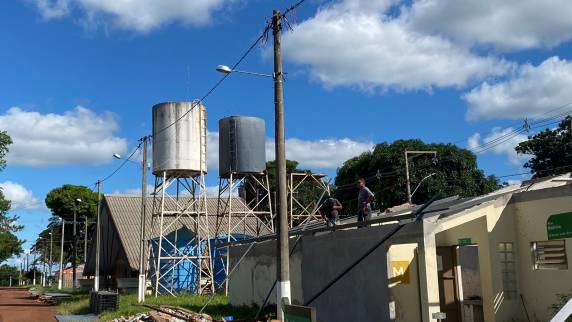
[216,64,273,78]
[404,150,437,204]
[410,173,436,199]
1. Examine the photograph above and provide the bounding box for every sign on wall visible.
[283,304,317,322]
[390,261,410,284]
[547,212,572,240]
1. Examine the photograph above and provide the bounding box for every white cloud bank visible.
[0,106,128,167]
[283,0,510,91]
[0,181,42,210]
[208,131,372,171]
[464,56,572,120]
[405,0,572,51]
[32,0,237,32]
[467,127,529,166]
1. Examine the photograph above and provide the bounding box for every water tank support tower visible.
[146,101,214,296]
[288,172,331,228]
[214,116,274,294]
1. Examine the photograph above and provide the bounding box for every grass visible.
[51,291,258,321]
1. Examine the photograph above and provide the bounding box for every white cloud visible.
[282,0,511,91]
[111,184,154,196]
[464,56,572,120]
[467,127,529,166]
[208,130,372,171]
[267,138,373,169]
[0,181,42,210]
[405,0,572,51]
[0,106,128,167]
[32,0,237,32]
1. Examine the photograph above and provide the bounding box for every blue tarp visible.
[150,227,251,294]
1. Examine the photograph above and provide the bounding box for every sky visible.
[1,0,572,260]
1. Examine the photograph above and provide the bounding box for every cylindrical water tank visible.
[219,116,266,177]
[152,101,207,177]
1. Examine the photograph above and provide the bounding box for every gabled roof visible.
[85,195,272,274]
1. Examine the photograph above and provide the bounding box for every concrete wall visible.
[387,243,421,322]
[229,222,423,322]
[229,238,304,306]
[512,188,572,322]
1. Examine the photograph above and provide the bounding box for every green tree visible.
[0,264,19,286]
[37,185,98,266]
[334,139,499,214]
[515,116,572,178]
[0,131,24,263]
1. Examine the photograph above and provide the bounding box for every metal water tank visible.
[152,101,207,177]
[219,116,266,177]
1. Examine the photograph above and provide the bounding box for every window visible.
[531,240,568,270]
[499,242,517,299]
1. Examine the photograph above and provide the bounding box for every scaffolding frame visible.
[213,171,274,294]
[288,172,330,228]
[147,171,214,296]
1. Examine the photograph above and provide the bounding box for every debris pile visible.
[110,305,215,322]
[37,293,72,305]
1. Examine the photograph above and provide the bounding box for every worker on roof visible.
[320,196,343,228]
[357,178,375,227]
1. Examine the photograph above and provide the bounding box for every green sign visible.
[547,212,572,240]
[458,238,472,246]
[284,304,317,322]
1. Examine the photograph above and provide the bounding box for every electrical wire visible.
[98,142,142,185]
[153,23,272,137]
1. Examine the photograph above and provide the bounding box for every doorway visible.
[437,245,483,322]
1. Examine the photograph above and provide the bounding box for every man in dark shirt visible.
[320,197,343,227]
[357,178,375,227]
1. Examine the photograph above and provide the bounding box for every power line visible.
[153,23,273,137]
[98,142,142,185]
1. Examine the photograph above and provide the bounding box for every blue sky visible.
[1,0,572,258]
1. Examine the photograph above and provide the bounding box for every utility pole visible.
[33,252,36,285]
[72,207,77,289]
[49,231,53,285]
[95,179,101,292]
[84,217,88,264]
[404,150,437,204]
[138,136,148,303]
[272,9,291,320]
[58,219,65,290]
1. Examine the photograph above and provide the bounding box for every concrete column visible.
[418,221,441,322]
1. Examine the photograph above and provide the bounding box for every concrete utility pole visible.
[58,219,65,290]
[49,231,53,284]
[72,207,77,289]
[405,150,437,204]
[272,9,291,320]
[84,217,88,264]
[95,180,101,292]
[138,136,148,303]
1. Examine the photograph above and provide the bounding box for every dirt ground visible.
[0,287,57,322]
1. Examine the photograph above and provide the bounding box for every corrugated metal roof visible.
[94,195,272,272]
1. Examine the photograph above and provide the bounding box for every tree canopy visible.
[34,185,98,266]
[0,131,23,263]
[334,139,499,214]
[515,116,572,178]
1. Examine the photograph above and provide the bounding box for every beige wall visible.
[387,243,421,322]
[513,195,572,322]
[423,189,572,322]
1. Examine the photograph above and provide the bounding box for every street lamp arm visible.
[411,173,436,199]
[232,69,274,78]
